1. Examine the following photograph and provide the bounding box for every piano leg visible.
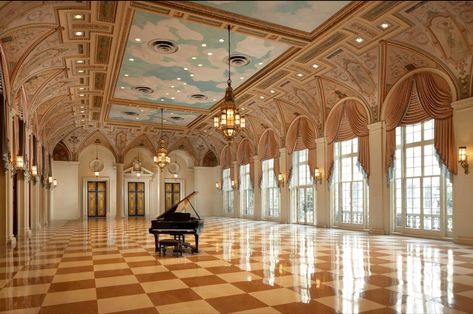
[194,234,199,253]
[153,233,160,252]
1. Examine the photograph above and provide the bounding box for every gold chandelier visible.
[213,25,245,141]
[154,108,171,171]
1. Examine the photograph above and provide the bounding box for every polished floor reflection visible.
[1,217,472,313]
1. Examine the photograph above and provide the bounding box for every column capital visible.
[251,155,260,162]
[315,137,327,146]
[452,97,473,111]
[368,121,385,132]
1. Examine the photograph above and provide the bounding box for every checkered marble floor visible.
[1,217,473,313]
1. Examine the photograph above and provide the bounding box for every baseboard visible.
[369,228,387,235]
[454,236,473,246]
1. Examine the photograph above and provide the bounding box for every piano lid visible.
[156,191,200,220]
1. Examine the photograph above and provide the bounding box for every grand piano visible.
[149,192,204,253]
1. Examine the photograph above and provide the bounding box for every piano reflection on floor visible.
[149,192,204,253]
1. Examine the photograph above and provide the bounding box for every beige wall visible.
[52,161,80,220]
[194,166,221,217]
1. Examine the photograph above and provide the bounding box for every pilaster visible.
[279,147,290,223]
[232,161,239,218]
[116,163,124,218]
[315,137,330,228]
[252,156,261,220]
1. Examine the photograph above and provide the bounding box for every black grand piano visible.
[149,192,204,253]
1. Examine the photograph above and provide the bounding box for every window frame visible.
[290,149,315,225]
[222,168,234,214]
[261,158,280,218]
[239,163,254,216]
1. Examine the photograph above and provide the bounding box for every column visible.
[279,147,290,223]
[31,178,41,230]
[116,163,124,218]
[0,168,7,246]
[16,171,28,239]
[315,137,330,228]
[7,170,15,246]
[252,156,261,220]
[368,121,389,234]
[232,161,239,218]
[452,97,473,245]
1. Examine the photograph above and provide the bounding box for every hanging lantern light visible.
[154,108,171,171]
[213,25,245,141]
[93,139,101,177]
[133,144,143,177]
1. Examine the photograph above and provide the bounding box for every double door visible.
[128,182,145,216]
[295,186,314,224]
[88,181,106,217]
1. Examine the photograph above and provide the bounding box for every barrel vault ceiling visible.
[1,1,472,164]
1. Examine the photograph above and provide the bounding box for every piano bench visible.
[158,239,183,256]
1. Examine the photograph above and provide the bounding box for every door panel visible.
[165,183,181,210]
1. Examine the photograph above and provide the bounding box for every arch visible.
[236,138,255,165]
[77,130,119,162]
[381,69,457,175]
[52,141,71,161]
[202,150,218,167]
[220,145,233,169]
[257,129,280,160]
[285,115,317,154]
[122,134,156,158]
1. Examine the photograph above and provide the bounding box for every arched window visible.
[383,71,455,236]
[258,130,280,218]
[286,117,317,225]
[326,99,370,228]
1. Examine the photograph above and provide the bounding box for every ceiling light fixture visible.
[297,73,303,77]
[260,96,265,99]
[135,38,142,42]
[380,22,390,29]
[213,25,245,141]
[129,58,135,61]
[198,64,203,67]
[202,43,207,47]
[124,74,129,77]
[79,87,85,90]
[190,74,194,77]
[192,56,197,60]
[74,31,84,36]
[207,52,213,56]
[78,70,84,73]
[73,14,83,20]
[133,144,143,176]
[270,90,275,94]
[154,108,171,171]
[219,39,224,43]
[355,37,364,43]
[184,67,188,71]
[76,60,84,64]
[312,64,319,69]
[93,139,101,177]
[177,77,181,80]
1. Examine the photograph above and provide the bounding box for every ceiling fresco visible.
[113,9,290,110]
[109,104,200,126]
[196,1,350,33]
[1,1,473,166]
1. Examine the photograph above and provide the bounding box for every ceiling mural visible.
[109,104,200,126]
[113,9,290,110]
[1,1,473,165]
[196,1,350,33]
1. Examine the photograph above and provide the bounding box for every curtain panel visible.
[286,118,317,182]
[326,100,370,180]
[237,139,255,188]
[384,73,456,175]
[257,131,280,187]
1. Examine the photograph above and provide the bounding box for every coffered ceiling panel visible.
[195,1,350,32]
[109,104,200,126]
[113,9,290,110]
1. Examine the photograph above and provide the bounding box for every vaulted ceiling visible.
[1,1,472,165]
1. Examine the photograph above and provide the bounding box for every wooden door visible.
[165,183,181,210]
[128,182,145,216]
[88,181,106,217]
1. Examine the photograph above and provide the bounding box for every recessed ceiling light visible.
[258,62,263,65]
[380,22,390,29]
[184,67,188,71]
[297,73,303,77]
[183,83,187,85]
[240,77,244,80]
[171,85,175,88]
[74,31,84,36]
[124,74,129,77]
[81,119,84,122]
[260,96,265,99]
[355,37,364,43]
[160,98,164,101]
[140,109,144,112]
[76,60,84,64]
[312,64,319,69]
[79,87,85,90]
[78,70,84,73]
[201,43,207,47]
[241,107,245,110]
[79,94,85,97]
[135,38,142,42]
[80,106,84,109]
[190,74,194,77]
[129,58,134,62]
[207,52,213,56]
[73,14,83,20]
[80,110,85,113]
[165,92,169,95]
[213,98,216,101]
[219,39,224,43]
[198,64,203,67]
[191,56,197,60]
[177,90,181,93]
[270,90,275,94]
[120,86,125,89]
[171,97,175,100]
[177,77,181,80]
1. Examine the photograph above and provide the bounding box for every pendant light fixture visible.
[133,144,143,177]
[213,25,245,141]
[154,108,171,171]
[93,139,100,177]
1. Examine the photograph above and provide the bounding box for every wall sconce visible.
[15,156,24,169]
[48,176,53,184]
[94,171,100,177]
[459,146,469,174]
[278,173,285,187]
[53,178,58,187]
[231,179,238,189]
[215,182,221,190]
[314,168,322,184]
[31,165,38,177]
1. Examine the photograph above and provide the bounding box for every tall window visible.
[240,164,254,216]
[290,149,315,224]
[393,119,453,235]
[222,168,233,213]
[261,159,280,217]
[332,138,368,227]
